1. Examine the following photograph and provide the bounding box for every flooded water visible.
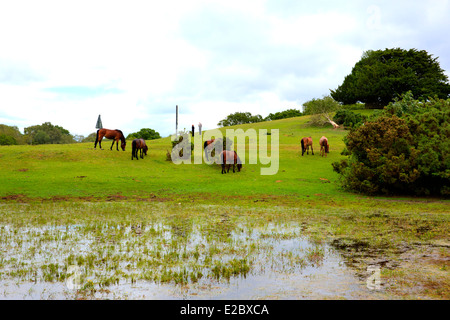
[0,218,389,300]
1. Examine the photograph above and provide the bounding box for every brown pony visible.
[301,137,314,156]
[319,136,329,157]
[204,139,216,161]
[94,129,126,151]
[131,138,148,160]
[220,150,242,174]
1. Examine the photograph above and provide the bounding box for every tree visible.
[24,122,75,144]
[217,112,263,127]
[265,109,303,121]
[82,132,98,143]
[331,48,450,108]
[126,128,161,140]
[0,124,25,145]
[302,96,341,128]
[332,110,367,129]
[0,134,16,145]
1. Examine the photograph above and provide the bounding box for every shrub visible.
[333,94,449,196]
[265,109,302,121]
[333,110,367,128]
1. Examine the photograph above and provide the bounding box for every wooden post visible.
[175,105,178,137]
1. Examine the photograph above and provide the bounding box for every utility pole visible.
[175,105,178,137]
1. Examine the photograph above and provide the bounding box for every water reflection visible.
[0,219,387,299]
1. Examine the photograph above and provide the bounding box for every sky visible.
[0,0,449,138]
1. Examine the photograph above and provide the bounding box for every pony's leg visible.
[221,163,225,174]
[232,164,235,173]
[311,145,314,155]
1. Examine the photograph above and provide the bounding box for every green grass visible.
[0,115,350,201]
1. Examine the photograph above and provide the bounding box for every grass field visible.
[0,114,449,300]
[0,115,349,201]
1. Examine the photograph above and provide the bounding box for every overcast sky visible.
[1,0,449,138]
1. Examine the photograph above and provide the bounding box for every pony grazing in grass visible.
[131,138,148,160]
[301,137,314,156]
[319,136,329,157]
[220,150,242,174]
[94,129,126,151]
[204,139,216,161]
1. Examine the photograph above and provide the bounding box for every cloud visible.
[0,0,449,138]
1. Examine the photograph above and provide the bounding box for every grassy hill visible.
[0,115,352,203]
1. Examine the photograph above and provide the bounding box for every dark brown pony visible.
[131,138,148,160]
[301,136,314,156]
[94,129,126,151]
[204,139,216,161]
[220,150,242,174]
[319,136,329,157]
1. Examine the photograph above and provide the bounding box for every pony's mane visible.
[115,129,126,143]
[234,151,242,165]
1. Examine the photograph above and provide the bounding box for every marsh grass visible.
[0,200,448,299]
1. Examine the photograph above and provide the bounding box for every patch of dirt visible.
[1,194,31,202]
[331,238,450,299]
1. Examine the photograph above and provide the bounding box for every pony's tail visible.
[204,141,209,160]
[301,138,305,151]
[95,129,99,147]
[131,139,136,159]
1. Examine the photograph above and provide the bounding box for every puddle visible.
[0,221,389,300]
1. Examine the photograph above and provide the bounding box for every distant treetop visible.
[330,48,450,108]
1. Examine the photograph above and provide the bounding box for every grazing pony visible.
[220,150,242,174]
[131,138,148,160]
[301,137,314,156]
[94,129,126,151]
[319,136,329,157]
[203,139,216,161]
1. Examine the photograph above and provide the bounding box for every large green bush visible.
[265,109,302,121]
[127,128,161,140]
[24,122,75,145]
[0,124,25,145]
[333,94,449,196]
[332,110,367,129]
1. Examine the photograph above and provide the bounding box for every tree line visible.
[0,122,161,145]
[217,109,303,127]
